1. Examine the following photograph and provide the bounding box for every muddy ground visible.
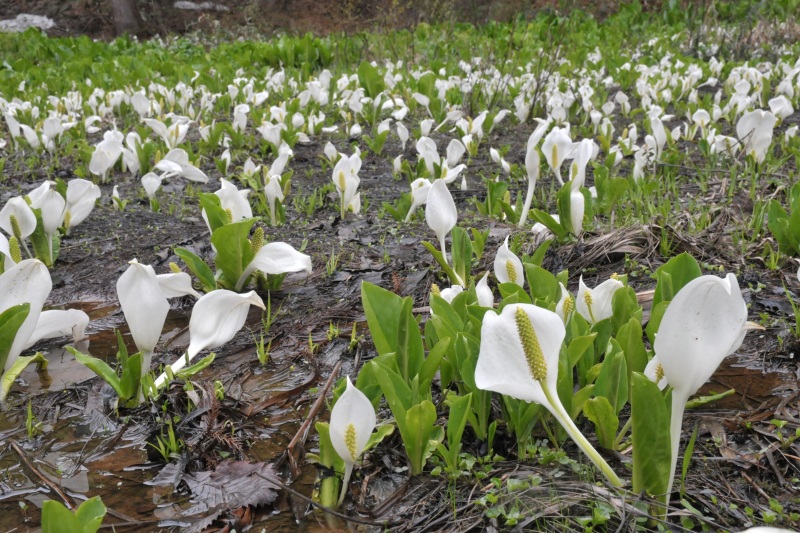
[0,113,797,531]
[0,0,799,530]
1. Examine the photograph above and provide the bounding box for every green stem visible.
[543,386,623,487]
[613,417,633,451]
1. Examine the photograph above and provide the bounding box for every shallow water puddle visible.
[0,300,326,530]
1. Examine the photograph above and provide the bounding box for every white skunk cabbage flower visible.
[0,197,36,242]
[474,303,622,486]
[236,242,312,292]
[576,276,623,324]
[24,309,90,351]
[736,109,777,164]
[329,377,376,506]
[0,259,51,373]
[541,126,574,185]
[476,272,494,308]
[425,179,457,268]
[404,178,432,223]
[654,273,758,499]
[493,236,524,288]
[64,179,102,231]
[117,259,170,373]
[154,290,266,387]
[155,148,209,183]
[332,152,361,219]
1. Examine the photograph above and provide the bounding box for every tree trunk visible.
[111,0,143,35]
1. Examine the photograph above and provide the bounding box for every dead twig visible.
[9,440,76,511]
[285,359,342,478]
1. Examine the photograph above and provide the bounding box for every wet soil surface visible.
[0,114,798,531]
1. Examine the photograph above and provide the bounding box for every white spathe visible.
[154,290,266,386]
[654,273,750,499]
[329,376,376,506]
[575,276,623,324]
[493,236,524,288]
[0,259,51,372]
[425,179,457,266]
[236,242,313,292]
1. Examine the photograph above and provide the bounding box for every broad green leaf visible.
[594,349,628,414]
[404,400,438,475]
[615,318,648,377]
[1,352,46,402]
[175,247,217,292]
[364,423,395,453]
[199,193,229,233]
[211,218,256,288]
[531,209,568,241]
[74,496,107,533]
[524,263,559,305]
[361,282,404,357]
[41,500,82,533]
[570,384,595,420]
[652,253,701,309]
[397,297,424,382]
[357,61,385,99]
[419,336,449,389]
[610,286,641,334]
[584,396,619,450]
[68,347,123,398]
[118,352,143,404]
[0,303,30,370]
[631,372,671,502]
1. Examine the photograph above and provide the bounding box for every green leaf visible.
[450,227,473,287]
[615,318,648,377]
[42,500,82,533]
[177,352,216,379]
[531,209,568,241]
[421,241,462,285]
[524,263,559,306]
[118,352,143,403]
[631,372,671,503]
[610,286,641,335]
[419,336,449,389]
[1,352,46,402]
[527,239,552,267]
[404,400,438,475]
[652,253,701,309]
[74,496,107,533]
[0,303,30,370]
[440,392,472,470]
[685,388,735,409]
[361,282,404,357]
[175,247,217,292]
[397,297,424,382]
[199,192,229,233]
[583,396,619,450]
[211,218,256,289]
[357,61,385,99]
[594,350,628,414]
[68,347,124,398]
[364,423,395,453]
[570,384,595,420]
